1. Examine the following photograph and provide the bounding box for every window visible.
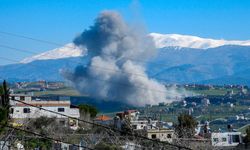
[213,138,219,142]
[10,108,14,114]
[59,120,66,125]
[58,108,65,112]
[232,135,240,143]
[20,96,25,101]
[23,108,30,113]
[222,137,227,142]
[132,125,137,129]
[167,134,172,138]
[151,134,156,139]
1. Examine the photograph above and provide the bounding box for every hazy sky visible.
[0,0,250,65]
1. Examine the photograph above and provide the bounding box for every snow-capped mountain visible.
[21,43,85,63]
[149,33,250,49]
[2,33,250,85]
[20,33,250,64]
[1,45,250,85]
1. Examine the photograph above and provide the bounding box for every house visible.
[211,132,242,147]
[9,99,80,130]
[9,94,32,102]
[201,98,210,106]
[146,129,175,143]
[130,120,158,130]
[116,110,139,121]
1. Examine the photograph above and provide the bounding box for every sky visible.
[0,0,250,65]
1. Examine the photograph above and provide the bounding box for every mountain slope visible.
[19,33,250,64]
[149,33,250,49]
[20,43,85,63]
[1,34,250,85]
[0,57,88,82]
[147,45,250,85]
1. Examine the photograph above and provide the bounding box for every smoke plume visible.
[63,11,180,106]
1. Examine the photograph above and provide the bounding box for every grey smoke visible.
[63,11,182,106]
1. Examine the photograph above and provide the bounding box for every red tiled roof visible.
[95,115,111,121]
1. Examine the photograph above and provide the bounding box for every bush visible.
[94,142,122,150]
[0,107,8,133]
[24,138,52,150]
[245,126,250,143]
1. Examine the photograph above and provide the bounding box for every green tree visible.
[175,113,198,138]
[0,80,9,133]
[24,138,52,150]
[78,104,98,118]
[245,126,250,143]
[94,142,122,150]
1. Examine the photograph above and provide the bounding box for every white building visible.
[201,98,210,106]
[211,132,242,147]
[10,96,80,129]
[146,129,175,143]
[131,120,158,130]
[9,94,32,104]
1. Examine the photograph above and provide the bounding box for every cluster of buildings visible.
[112,110,174,143]
[14,81,65,92]
[93,109,175,143]
[196,122,243,147]
[4,94,248,149]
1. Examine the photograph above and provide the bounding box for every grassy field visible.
[187,88,240,96]
[33,87,80,96]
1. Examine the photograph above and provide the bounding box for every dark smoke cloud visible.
[63,11,180,106]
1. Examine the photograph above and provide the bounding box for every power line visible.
[3,124,94,150]
[0,31,63,47]
[10,98,192,150]
[0,44,36,55]
[0,56,21,64]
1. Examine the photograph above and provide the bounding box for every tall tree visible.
[245,126,250,143]
[0,80,10,133]
[175,113,197,138]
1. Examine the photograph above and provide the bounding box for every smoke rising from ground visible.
[63,11,183,106]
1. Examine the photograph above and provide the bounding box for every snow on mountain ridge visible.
[20,33,250,63]
[21,43,85,63]
[149,33,250,49]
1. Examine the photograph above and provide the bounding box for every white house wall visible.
[11,106,79,119]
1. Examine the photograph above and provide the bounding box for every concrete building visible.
[211,132,242,147]
[9,94,32,103]
[146,129,175,143]
[201,98,210,106]
[116,110,139,121]
[9,97,80,130]
[131,120,158,130]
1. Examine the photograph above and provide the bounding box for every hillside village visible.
[1,81,250,149]
[1,1,250,149]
